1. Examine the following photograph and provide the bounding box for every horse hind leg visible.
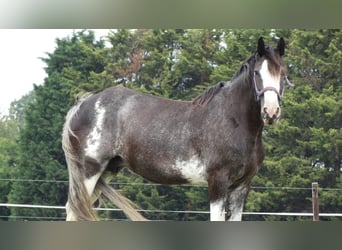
[94,157,148,221]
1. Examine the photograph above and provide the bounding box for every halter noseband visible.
[253,72,294,104]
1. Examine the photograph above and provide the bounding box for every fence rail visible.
[1,178,342,191]
[1,202,342,220]
[1,180,341,221]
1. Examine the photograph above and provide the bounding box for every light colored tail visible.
[63,95,97,221]
[96,179,148,221]
[65,159,97,221]
[63,95,147,221]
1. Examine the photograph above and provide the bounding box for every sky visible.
[0,29,111,115]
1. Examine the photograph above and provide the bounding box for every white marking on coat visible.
[227,185,246,221]
[259,60,281,115]
[210,199,225,221]
[85,100,106,160]
[228,210,242,221]
[228,197,243,221]
[173,156,207,184]
[84,172,102,197]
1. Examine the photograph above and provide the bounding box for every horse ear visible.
[277,37,285,56]
[257,37,266,57]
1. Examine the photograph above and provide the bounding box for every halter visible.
[253,72,294,104]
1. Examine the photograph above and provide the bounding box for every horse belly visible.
[127,156,207,185]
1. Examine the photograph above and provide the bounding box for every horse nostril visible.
[263,107,268,114]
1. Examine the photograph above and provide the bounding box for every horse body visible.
[63,37,290,221]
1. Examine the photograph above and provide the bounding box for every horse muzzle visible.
[262,106,281,125]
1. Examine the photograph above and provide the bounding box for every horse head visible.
[253,37,293,125]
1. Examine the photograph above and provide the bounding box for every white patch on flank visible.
[210,199,225,221]
[259,60,281,114]
[173,156,206,184]
[85,100,106,159]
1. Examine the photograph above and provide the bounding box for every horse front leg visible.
[226,184,250,221]
[208,170,251,221]
[210,198,226,221]
[208,171,229,221]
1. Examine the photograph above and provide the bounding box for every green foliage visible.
[2,29,341,220]
[245,29,342,221]
[0,114,19,220]
[7,30,107,220]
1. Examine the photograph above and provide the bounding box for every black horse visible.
[62,37,293,221]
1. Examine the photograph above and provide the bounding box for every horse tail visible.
[63,94,147,221]
[62,94,97,221]
[95,179,147,221]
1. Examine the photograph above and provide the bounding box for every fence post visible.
[312,182,319,221]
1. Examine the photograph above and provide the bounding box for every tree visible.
[0,113,19,220]
[8,30,108,220]
[5,29,341,220]
[245,29,342,220]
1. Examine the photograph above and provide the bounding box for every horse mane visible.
[192,81,225,106]
[231,54,256,82]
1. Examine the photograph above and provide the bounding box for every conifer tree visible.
[5,29,341,220]
[8,30,107,220]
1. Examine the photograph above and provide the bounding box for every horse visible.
[62,37,293,221]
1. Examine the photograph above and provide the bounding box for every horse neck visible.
[221,71,263,134]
